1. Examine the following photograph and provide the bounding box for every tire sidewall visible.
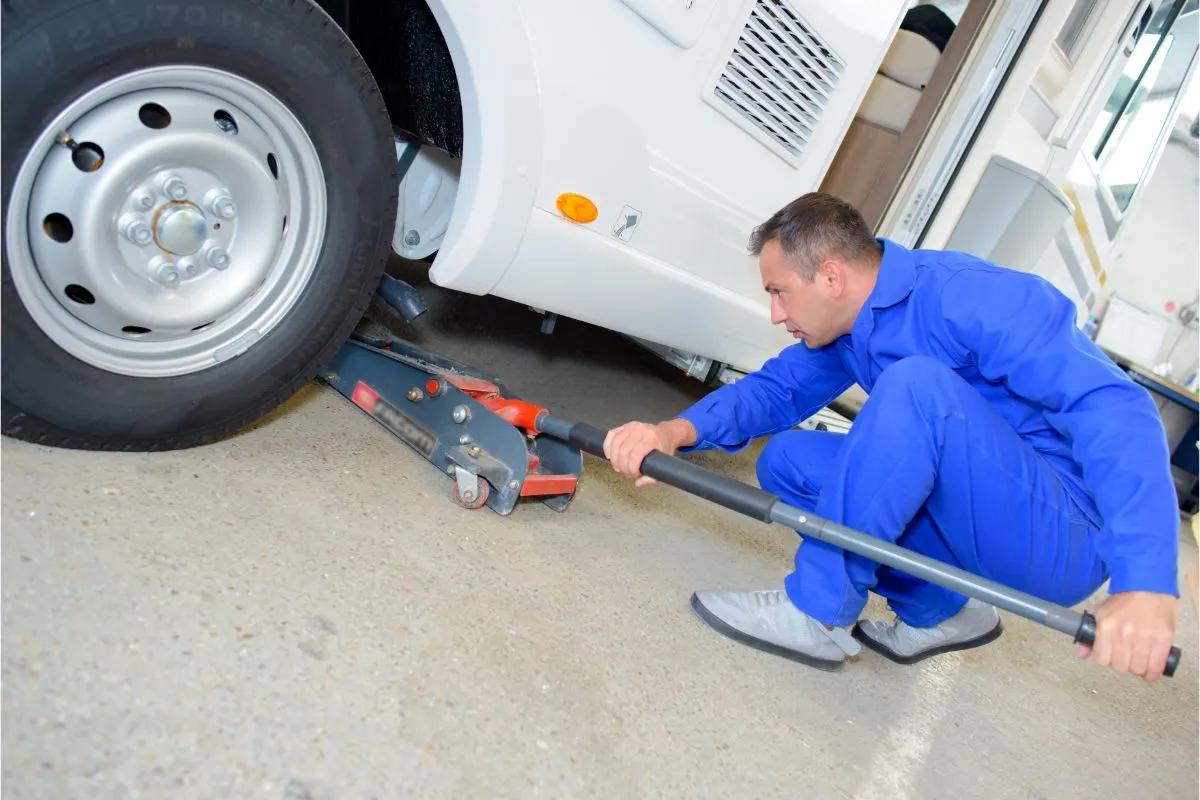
[1,0,396,444]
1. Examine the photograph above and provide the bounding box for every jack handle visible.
[537,415,1181,679]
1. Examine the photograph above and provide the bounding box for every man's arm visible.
[603,341,852,486]
[938,267,1179,682]
[937,268,1179,597]
[675,342,854,453]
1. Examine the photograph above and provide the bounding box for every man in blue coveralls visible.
[604,193,1180,683]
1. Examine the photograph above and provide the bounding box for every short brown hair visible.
[748,192,881,280]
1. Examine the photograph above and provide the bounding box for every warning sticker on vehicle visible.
[351,380,438,457]
[612,205,642,242]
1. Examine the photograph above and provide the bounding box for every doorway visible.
[818,0,1000,229]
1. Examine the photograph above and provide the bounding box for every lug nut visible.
[204,246,230,270]
[213,196,237,219]
[159,174,188,201]
[149,255,172,285]
[181,259,199,277]
[121,216,153,246]
[205,189,237,220]
[152,259,180,287]
[135,192,155,211]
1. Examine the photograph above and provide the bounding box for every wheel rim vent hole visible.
[65,284,95,305]
[214,109,238,135]
[122,326,151,336]
[267,153,279,180]
[138,103,172,129]
[43,213,74,243]
[71,142,105,173]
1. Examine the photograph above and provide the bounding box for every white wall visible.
[1101,136,1200,383]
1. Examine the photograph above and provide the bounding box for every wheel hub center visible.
[155,203,208,255]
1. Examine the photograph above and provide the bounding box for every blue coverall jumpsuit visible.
[678,240,1181,629]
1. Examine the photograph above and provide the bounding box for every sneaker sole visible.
[850,618,1004,666]
[689,593,845,672]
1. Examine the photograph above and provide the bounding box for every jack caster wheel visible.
[451,476,490,510]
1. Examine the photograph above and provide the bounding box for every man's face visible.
[758,238,844,349]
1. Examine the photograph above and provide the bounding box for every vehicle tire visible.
[1,0,398,450]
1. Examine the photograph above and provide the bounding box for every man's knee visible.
[870,356,959,406]
[755,430,835,498]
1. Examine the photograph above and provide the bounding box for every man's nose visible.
[770,295,787,325]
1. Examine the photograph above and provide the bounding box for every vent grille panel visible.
[712,1,845,161]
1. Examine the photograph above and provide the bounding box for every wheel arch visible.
[340,0,544,294]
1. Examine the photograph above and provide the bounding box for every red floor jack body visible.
[321,330,583,515]
[319,276,1182,678]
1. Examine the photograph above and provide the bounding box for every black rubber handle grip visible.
[563,422,779,522]
[1075,611,1180,677]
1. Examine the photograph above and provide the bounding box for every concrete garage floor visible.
[3,261,1198,799]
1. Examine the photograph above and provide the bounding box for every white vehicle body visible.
[6,0,1193,450]
[400,0,910,374]
[394,0,1197,376]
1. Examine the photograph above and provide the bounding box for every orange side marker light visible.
[556,193,598,224]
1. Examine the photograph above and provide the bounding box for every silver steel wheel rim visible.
[6,65,327,378]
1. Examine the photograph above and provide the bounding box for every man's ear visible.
[818,259,843,295]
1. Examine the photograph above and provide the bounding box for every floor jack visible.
[319,275,1182,678]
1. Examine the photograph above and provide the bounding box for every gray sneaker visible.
[690,589,862,672]
[852,598,1004,665]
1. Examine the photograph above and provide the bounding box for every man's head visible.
[749,193,882,348]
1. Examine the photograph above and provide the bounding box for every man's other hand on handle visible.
[1078,591,1178,684]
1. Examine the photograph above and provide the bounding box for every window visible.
[1085,0,1199,211]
